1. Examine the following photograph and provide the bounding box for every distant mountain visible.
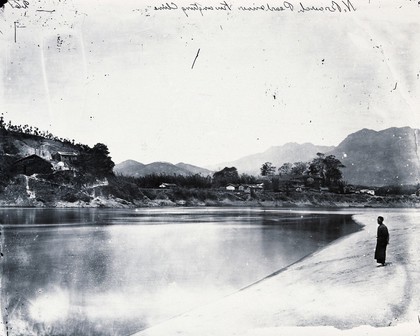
[113,160,145,176]
[175,162,212,176]
[209,143,335,175]
[114,160,212,177]
[140,162,192,176]
[327,127,420,186]
[112,160,140,177]
[116,127,420,186]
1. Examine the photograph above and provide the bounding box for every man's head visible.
[377,216,384,224]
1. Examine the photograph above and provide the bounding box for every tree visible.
[291,162,308,176]
[212,167,239,187]
[309,153,326,181]
[278,163,292,177]
[239,173,258,185]
[309,153,344,187]
[260,162,276,177]
[78,143,115,177]
[324,155,345,186]
[91,143,115,177]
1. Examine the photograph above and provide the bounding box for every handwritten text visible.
[7,0,29,9]
[153,0,357,16]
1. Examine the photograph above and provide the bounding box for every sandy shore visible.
[134,210,420,336]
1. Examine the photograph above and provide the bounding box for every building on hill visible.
[53,161,70,171]
[52,151,78,163]
[12,155,53,176]
[35,144,53,161]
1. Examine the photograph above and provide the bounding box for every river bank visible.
[1,173,420,208]
[134,210,420,336]
[1,187,420,209]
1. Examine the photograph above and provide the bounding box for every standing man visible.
[375,216,389,266]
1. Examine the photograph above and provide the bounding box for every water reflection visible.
[1,208,360,336]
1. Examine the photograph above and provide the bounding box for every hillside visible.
[0,124,115,206]
[175,162,212,176]
[0,129,79,158]
[209,143,335,175]
[0,127,81,177]
[328,127,420,186]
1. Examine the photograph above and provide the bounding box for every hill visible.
[114,160,212,177]
[0,122,115,206]
[113,160,146,176]
[175,162,212,176]
[328,127,420,186]
[209,143,335,175]
[0,126,82,177]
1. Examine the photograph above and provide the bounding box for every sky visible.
[0,0,419,167]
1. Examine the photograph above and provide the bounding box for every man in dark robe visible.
[374,216,389,266]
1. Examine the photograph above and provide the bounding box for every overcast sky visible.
[1,0,419,166]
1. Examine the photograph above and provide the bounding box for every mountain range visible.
[114,126,420,187]
[113,160,213,177]
[208,143,335,175]
[330,127,420,186]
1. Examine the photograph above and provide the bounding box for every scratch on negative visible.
[191,48,200,69]
[391,82,398,91]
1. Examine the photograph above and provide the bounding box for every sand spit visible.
[135,210,420,336]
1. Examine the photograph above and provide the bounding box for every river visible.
[0,207,361,336]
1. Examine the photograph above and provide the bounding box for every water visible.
[0,207,361,336]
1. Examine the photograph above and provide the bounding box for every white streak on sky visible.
[40,37,52,121]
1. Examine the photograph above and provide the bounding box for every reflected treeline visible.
[261,213,361,235]
[258,213,361,265]
[0,208,122,227]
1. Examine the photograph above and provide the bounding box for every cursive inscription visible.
[153,0,357,15]
[181,1,232,16]
[154,1,232,16]
[154,2,178,11]
[7,0,29,9]
[238,2,294,11]
[298,0,356,13]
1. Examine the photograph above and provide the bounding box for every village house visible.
[225,184,236,191]
[238,184,264,193]
[53,161,71,171]
[52,151,78,163]
[343,185,356,194]
[12,154,53,176]
[159,183,178,189]
[359,189,375,196]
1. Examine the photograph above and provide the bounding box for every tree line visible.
[112,169,259,190]
[1,115,82,148]
[259,153,345,192]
